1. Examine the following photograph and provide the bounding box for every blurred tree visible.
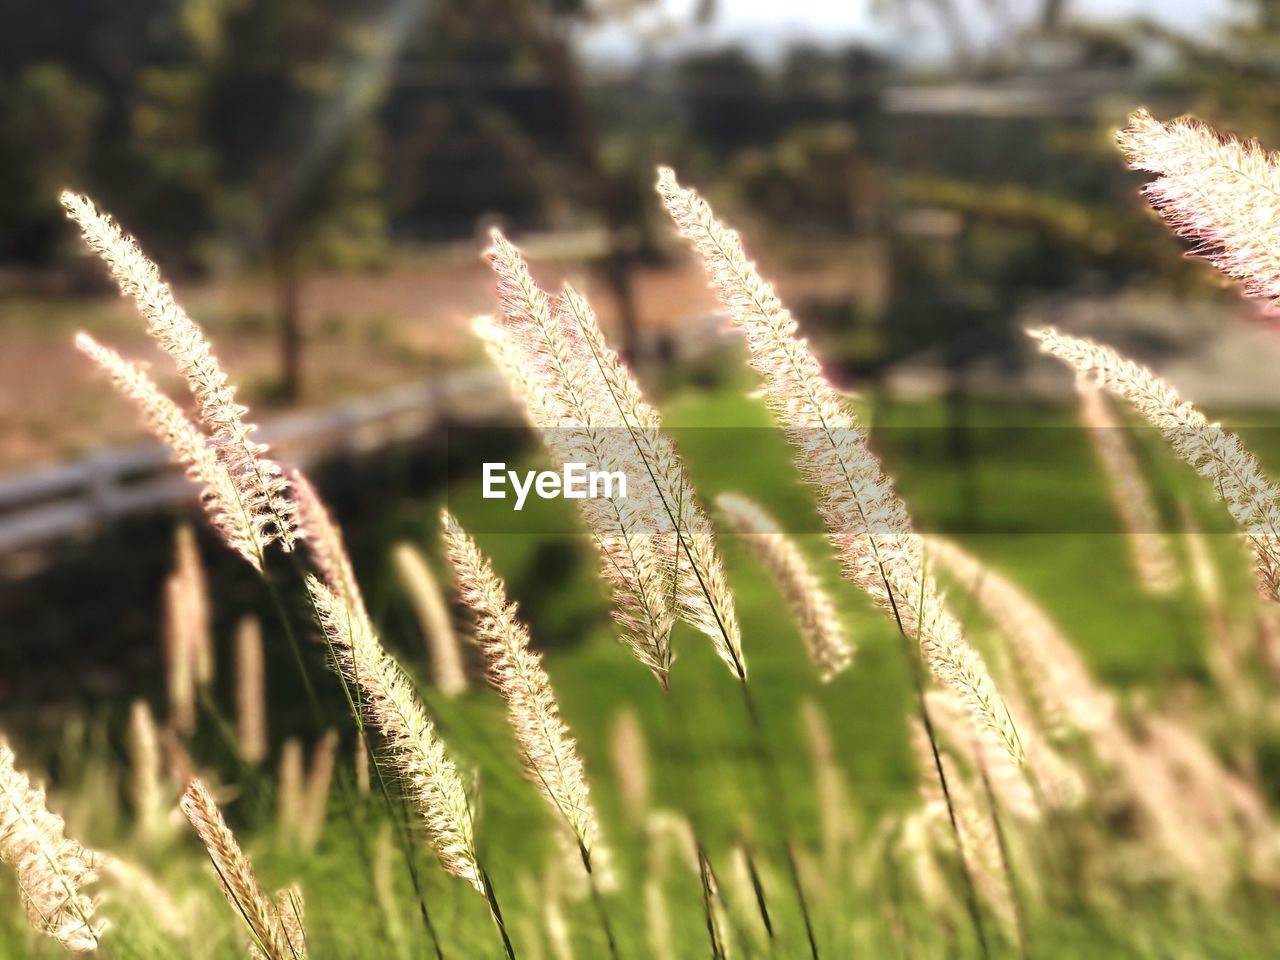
[495,0,656,360]
[875,0,1077,72]
[177,0,397,401]
[0,0,165,265]
[0,64,101,264]
[677,48,769,151]
[728,124,874,238]
[1138,1,1280,138]
[0,0,400,397]
[402,0,667,360]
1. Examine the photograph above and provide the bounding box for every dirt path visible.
[0,250,723,472]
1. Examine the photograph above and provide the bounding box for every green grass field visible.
[3,370,1277,959]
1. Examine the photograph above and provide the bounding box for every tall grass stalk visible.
[444,513,609,959]
[696,843,729,960]
[555,269,821,954]
[974,759,1031,959]
[902,582,992,960]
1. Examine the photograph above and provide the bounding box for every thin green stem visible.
[697,843,728,960]
[737,680,820,960]
[881,564,989,960]
[479,863,517,960]
[581,846,621,960]
[976,757,1031,960]
[283,554,446,960]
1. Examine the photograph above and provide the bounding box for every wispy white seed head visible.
[292,471,366,623]
[0,743,103,952]
[299,732,338,852]
[64,193,297,559]
[236,616,269,764]
[610,708,649,826]
[1118,109,1280,305]
[1076,379,1180,594]
[926,536,1116,745]
[75,333,267,568]
[718,493,854,681]
[127,700,168,846]
[307,576,483,892]
[443,512,601,859]
[393,541,468,697]
[180,778,304,959]
[661,167,1021,764]
[482,233,745,681]
[1029,326,1280,603]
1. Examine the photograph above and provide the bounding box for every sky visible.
[583,0,1235,66]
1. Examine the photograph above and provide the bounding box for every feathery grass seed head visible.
[718,493,854,680]
[180,778,303,959]
[443,512,601,859]
[1118,109,1280,305]
[307,576,483,891]
[0,743,103,953]
[64,192,297,559]
[661,166,1021,764]
[1029,326,1280,603]
[393,541,468,697]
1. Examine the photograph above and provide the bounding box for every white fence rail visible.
[0,314,726,559]
[0,369,508,557]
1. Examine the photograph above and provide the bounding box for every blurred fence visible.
[0,312,726,564]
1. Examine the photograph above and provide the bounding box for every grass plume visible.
[1118,108,1280,305]
[306,576,483,892]
[180,778,305,959]
[236,616,269,764]
[717,493,855,681]
[443,513,601,860]
[0,742,103,953]
[64,192,297,563]
[393,541,469,698]
[660,166,1022,766]
[75,332,266,568]
[1029,326,1280,603]
[1076,379,1179,594]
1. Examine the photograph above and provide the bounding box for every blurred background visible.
[4,0,1280,813]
